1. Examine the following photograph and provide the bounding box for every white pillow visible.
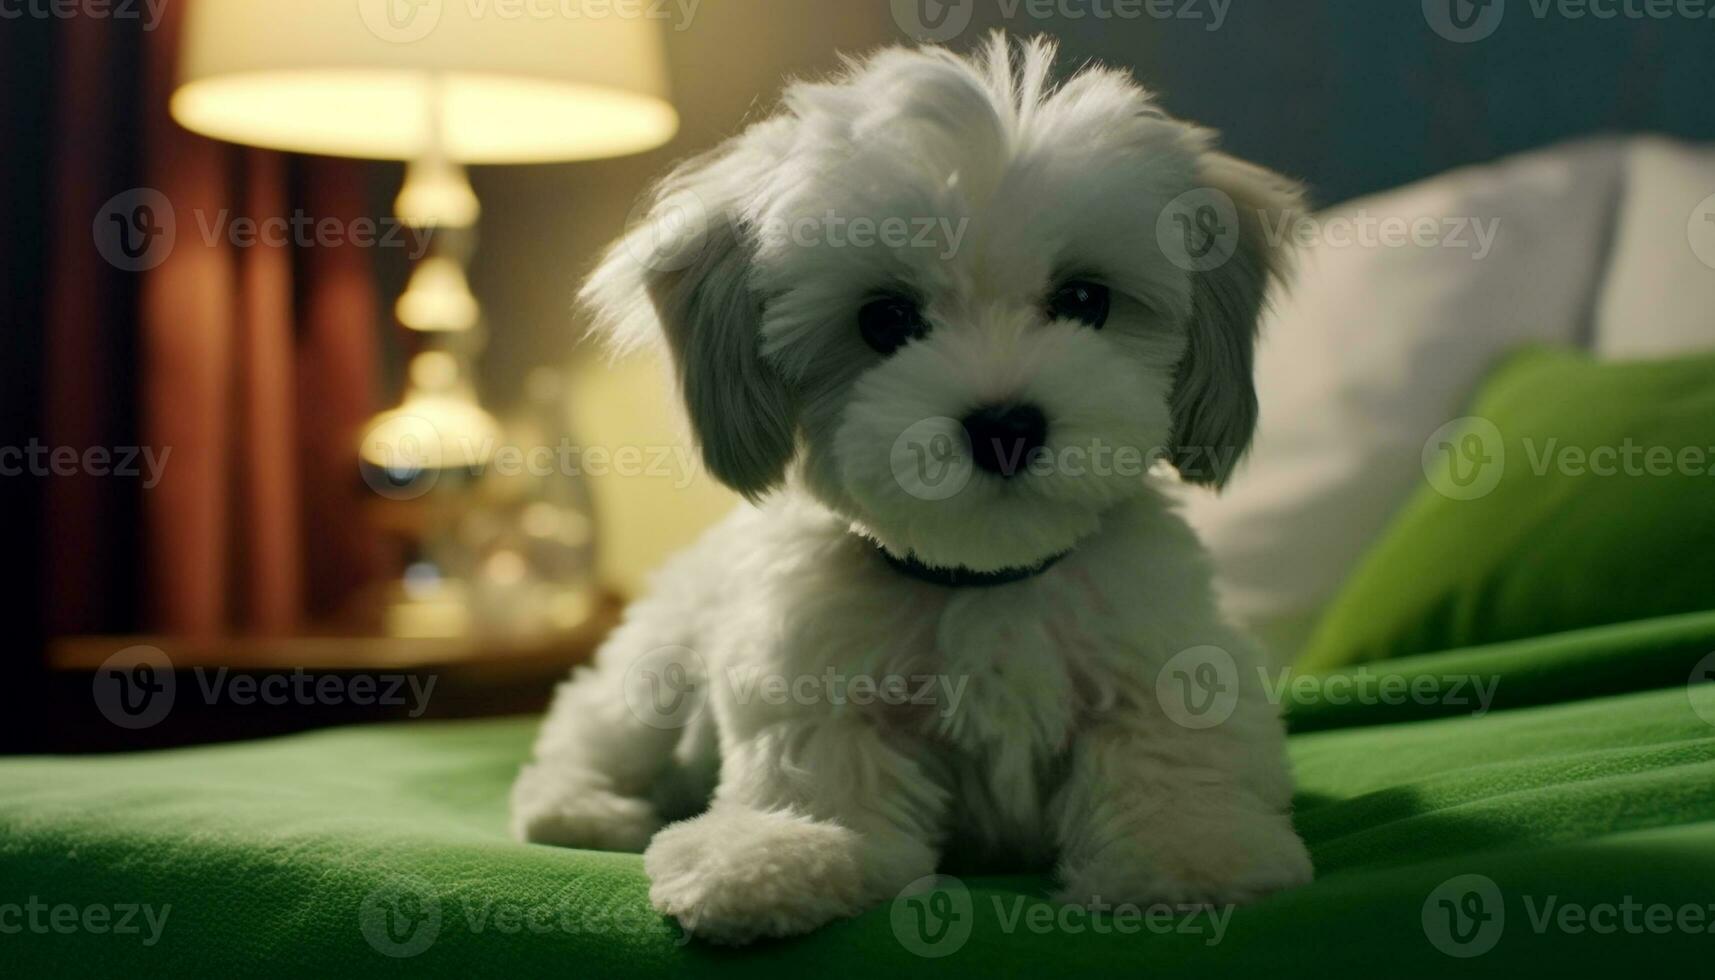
[1594,138,1715,358]
[1182,138,1626,660]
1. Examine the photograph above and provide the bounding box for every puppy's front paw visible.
[510,765,662,852]
[1057,809,1312,909]
[644,804,867,944]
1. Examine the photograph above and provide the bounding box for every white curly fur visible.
[513,35,1312,945]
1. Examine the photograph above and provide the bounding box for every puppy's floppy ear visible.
[1168,148,1302,488]
[580,147,796,500]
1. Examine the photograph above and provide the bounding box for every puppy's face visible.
[586,37,1300,572]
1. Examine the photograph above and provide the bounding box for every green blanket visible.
[6,611,1715,977]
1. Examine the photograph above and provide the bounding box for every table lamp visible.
[169,0,678,636]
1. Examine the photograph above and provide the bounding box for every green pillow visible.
[1299,345,1715,669]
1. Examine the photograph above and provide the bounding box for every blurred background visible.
[3,0,1713,751]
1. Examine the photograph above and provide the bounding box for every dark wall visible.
[939,0,1715,207]
[1,9,59,742]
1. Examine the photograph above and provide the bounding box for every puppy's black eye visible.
[858,295,929,355]
[1047,280,1110,329]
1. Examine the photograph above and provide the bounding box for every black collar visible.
[875,544,1068,588]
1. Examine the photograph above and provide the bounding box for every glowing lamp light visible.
[396,257,480,332]
[169,0,677,164]
[395,155,481,229]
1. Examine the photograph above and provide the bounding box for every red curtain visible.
[45,11,391,640]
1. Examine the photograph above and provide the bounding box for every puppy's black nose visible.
[962,403,1048,478]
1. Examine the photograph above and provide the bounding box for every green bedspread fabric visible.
[6,613,1715,977]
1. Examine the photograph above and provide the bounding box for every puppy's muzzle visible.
[963,402,1049,478]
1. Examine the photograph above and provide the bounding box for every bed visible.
[6,609,1715,975]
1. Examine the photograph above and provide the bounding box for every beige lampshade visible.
[170,0,677,162]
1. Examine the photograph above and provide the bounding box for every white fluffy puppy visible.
[512,34,1311,944]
